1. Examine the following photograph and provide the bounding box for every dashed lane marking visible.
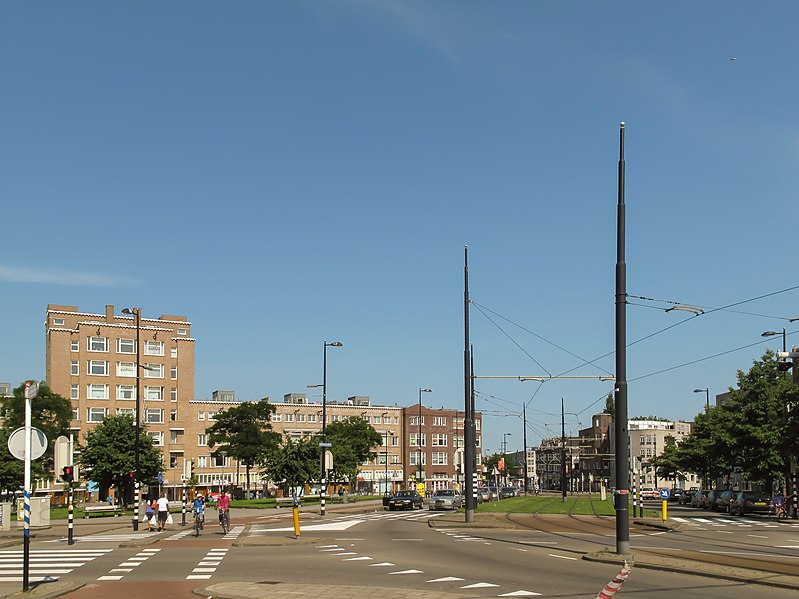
[97,548,160,581]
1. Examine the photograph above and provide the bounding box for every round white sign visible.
[7,427,48,461]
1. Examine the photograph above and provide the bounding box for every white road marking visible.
[460,582,499,588]
[427,577,464,582]
[389,569,424,575]
[748,535,768,538]
[344,557,373,561]
[369,562,395,567]
[547,554,577,561]
[498,591,543,597]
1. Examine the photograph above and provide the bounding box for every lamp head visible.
[693,388,707,393]
[421,388,432,393]
[327,341,343,347]
[762,331,778,337]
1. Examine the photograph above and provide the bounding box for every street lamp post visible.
[319,341,342,516]
[693,387,710,409]
[418,388,432,489]
[121,307,141,531]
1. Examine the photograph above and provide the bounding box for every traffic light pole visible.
[68,485,74,545]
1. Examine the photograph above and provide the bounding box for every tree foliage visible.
[262,436,319,495]
[672,351,799,491]
[205,400,280,493]
[79,414,162,502]
[324,416,383,490]
[0,381,72,493]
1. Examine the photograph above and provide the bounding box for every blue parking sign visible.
[659,488,670,500]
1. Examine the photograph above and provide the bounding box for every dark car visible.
[679,489,697,506]
[709,489,733,512]
[388,489,423,511]
[667,489,683,503]
[500,487,517,499]
[729,491,773,516]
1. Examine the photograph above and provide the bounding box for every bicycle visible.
[775,502,789,519]
[193,511,204,537]
[219,508,230,535]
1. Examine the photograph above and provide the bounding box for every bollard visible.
[292,493,301,538]
[182,483,187,526]
[68,486,74,545]
[662,499,668,522]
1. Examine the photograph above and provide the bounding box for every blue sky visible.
[2,1,798,455]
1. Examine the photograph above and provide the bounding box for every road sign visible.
[659,488,671,500]
[8,427,47,461]
[54,436,70,474]
[319,442,332,447]
[157,472,163,484]
[24,381,39,400]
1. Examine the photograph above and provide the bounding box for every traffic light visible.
[61,466,74,483]
[777,351,799,371]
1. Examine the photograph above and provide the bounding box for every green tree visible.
[262,436,319,496]
[324,416,383,491]
[603,393,615,419]
[205,400,280,495]
[0,381,72,493]
[649,436,683,483]
[79,414,162,503]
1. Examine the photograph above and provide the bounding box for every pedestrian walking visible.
[156,493,170,531]
[145,498,156,531]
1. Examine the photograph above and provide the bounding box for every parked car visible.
[488,486,500,500]
[639,487,659,500]
[708,489,733,512]
[667,489,683,503]
[678,489,697,506]
[388,490,423,511]
[691,489,711,508]
[477,487,491,503]
[500,487,517,499]
[729,491,773,516]
[429,489,463,511]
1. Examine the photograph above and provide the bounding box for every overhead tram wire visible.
[471,300,612,376]
[471,302,552,376]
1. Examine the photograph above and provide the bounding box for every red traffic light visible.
[61,466,74,483]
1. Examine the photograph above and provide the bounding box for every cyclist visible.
[218,490,231,532]
[192,493,206,534]
[774,489,786,518]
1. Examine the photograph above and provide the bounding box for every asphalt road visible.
[1,502,797,598]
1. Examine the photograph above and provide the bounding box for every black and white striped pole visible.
[68,485,74,545]
[182,481,187,526]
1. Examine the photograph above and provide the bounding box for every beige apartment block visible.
[45,304,195,498]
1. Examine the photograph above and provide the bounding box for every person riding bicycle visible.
[193,493,206,528]
[218,490,231,527]
[774,489,786,517]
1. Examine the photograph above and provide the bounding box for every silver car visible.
[429,489,463,511]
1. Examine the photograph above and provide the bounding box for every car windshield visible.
[741,492,766,500]
[395,491,413,497]
[434,490,456,497]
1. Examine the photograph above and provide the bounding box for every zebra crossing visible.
[329,511,445,523]
[44,532,160,544]
[97,548,160,581]
[671,516,799,528]
[0,549,111,582]
[250,510,444,534]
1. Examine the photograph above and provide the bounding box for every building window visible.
[117,385,135,400]
[432,434,448,447]
[475,420,481,430]
[434,417,446,426]
[88,336,108,352]
[70,384,79,400]
[308,414,317,422]
[87,407,107,423]
[169,454,179,468]
[409,453,426,466]
[144,340,164,356]
[410,416,424,426]
[117,338,135,354]
[70,361,79,376]
[198,434,207,446]
[53,317,65,326]
[148,431,164,446]
[170,347,178,359]
[117,362,136,377]
[71,408,79,421]
[117,407,135,417]
[197,456,207,468]
[170,387,178,402]
[208,412,218,421]
[170,365,178,380]
[297,413,306,422]
[432,452,448,465]
[170,409,178,421]
[410,433,425,447]
[177,329,187,335]
[88,360,108,376]
[144,386,163,401]
[145,408,164,424]
[285,414,295,423]
[272,414,282,422]
[198,412,206,421]
[144,363,164,378]
[70,339,79,352]
[214,455,225,467]
[87,384,109,400]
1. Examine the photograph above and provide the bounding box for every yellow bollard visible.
[292,495,300,538]
[662,499,668,521]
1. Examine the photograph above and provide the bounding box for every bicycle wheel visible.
[222,512,229,534]
[194,515,201,536]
